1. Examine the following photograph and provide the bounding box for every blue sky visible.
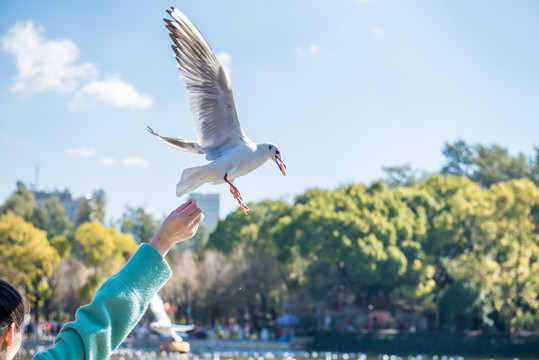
[1,0,538,222]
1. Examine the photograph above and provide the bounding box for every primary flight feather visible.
[148,7,286,214]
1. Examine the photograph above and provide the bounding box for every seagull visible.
[149,295,194,343]
[147,7,286,214]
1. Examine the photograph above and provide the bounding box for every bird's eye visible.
[276,150,280,155]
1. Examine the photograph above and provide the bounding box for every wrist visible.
[149,232,171,257]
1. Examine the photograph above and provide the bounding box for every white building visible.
[188,193,220,232]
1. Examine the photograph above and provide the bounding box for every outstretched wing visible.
[149,295,172,327]
[171,324,195,333]
[147,126,204,155]
[165,7,248,153]
[149,295,194,342]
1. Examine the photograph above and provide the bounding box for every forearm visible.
[34,244,171,360]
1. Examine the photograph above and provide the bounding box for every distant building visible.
[23,181,88,223]
[33,189,80,222]
[188,193,220,231]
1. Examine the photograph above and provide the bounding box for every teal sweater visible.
[33,244,172,360]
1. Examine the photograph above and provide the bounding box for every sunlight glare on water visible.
[13,348,527,360]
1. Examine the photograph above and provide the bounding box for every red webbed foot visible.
[224,174,250,214]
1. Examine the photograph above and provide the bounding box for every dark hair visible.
[0,279,26,348]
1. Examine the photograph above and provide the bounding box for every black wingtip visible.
[146,126,156,135]
[165,24,177,34]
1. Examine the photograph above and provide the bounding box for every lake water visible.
[13,347,535,360]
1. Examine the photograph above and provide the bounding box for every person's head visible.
[0,279,26,360]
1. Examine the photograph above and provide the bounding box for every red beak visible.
[275,156,286,175]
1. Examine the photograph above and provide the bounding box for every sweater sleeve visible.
[33,244,172,360]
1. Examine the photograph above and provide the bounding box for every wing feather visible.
[147,126,204,154]
[165,7,248,152]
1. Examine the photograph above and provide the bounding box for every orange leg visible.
[224,174,250,214]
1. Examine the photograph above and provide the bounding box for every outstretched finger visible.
[184,202,202,217]
[173,200,194,214]
[177,200,199,216]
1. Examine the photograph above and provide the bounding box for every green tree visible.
[481,179,539,330]
[92,189,106,224]
[0,182,37,223]
[50,235,71,258]
[72,222,137,303]
[38,195,74,239]
[438,279,490,331]
[0,213,61,326]
[208,200,292,255]
[121,206,159,244]
[76,198,92,225]
[473,145,530,188]
[441,140,475,177]
[531,147,539,185]
[278,182,429,330]
[383,163,421,188]
[441,140,534,188]
[411,175,539,331]
[410,175,486,329]
[208,201,293,328]
[76,189,106,225]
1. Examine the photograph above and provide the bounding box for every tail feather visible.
[176,165,209,197]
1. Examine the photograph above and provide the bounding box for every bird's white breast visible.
[209,143,268,183]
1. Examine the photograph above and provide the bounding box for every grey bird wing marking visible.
[147,126,204,155]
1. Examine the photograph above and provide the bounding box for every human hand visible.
[149,200,204,256]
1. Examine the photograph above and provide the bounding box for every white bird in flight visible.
[148,7,286,214]
[149,295,194,342]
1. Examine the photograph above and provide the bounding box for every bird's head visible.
[261,143,286,176]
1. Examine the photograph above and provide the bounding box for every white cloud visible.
[372,27,385,37]
[100,156,116,166]
[122,157,148,166]
[296,44,321,57]
[309,45,321,56]
[217,52,232,77]
[1,21,153,111]
[1,21,97,93]
[70,76,153,110]
[2,136,31,148]
[66,147,96,158]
